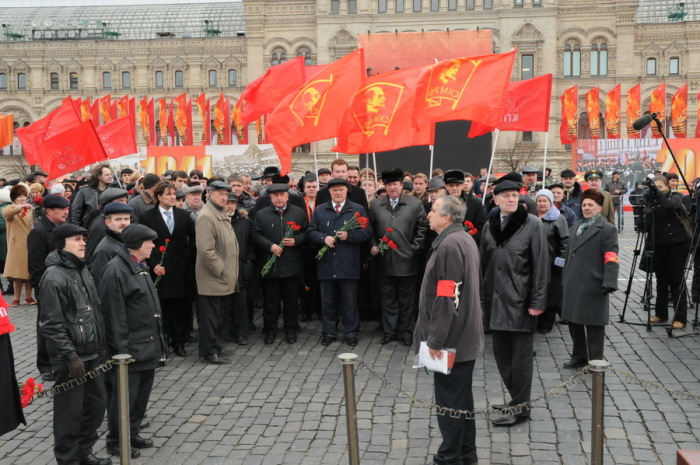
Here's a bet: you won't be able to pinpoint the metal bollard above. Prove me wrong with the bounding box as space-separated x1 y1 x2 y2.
112 354 133 465
589 359 609 465
338 353 360 465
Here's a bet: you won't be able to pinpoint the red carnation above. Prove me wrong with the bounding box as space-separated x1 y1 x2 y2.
386 227 394 233
159 246 167 253
381 236 389 243
388 240 398 250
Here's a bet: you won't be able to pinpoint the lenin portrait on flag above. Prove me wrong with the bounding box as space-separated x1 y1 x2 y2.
352 82 404 137
426 58 482 109
290 78 332 126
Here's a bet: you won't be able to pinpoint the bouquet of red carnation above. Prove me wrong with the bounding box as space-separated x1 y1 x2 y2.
262 221 301 276
316 211 369 260
19 377 43 408
153 238 171 288
376 227 398 255
463 220 478 236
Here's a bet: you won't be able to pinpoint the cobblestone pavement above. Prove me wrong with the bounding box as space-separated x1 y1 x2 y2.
2 213 700 464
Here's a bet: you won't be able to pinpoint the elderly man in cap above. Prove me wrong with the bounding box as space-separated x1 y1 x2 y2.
316 159 370 213
33 169 49 186
84 188 131 259
128 173 160 220
308 178 373 347
195 181 239 364
140 181 196 357
252 180 308 344
605 170 628 233
182 182 204 221
481 180 547 427
427 176 446 209
317 167 332 187
99 224 167 458
416 195 483 465
369 168 428 346
442 170 487 245
560 168 583 219
70 163 114 227
39 223 111 465
88 202 133 287
521 166 540 197
28 193 71 381
584 170 615 225
253 174 306 216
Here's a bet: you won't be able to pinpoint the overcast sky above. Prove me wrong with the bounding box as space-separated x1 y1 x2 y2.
12 0 239 6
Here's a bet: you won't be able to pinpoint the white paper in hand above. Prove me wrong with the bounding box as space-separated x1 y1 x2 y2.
416 341 455 374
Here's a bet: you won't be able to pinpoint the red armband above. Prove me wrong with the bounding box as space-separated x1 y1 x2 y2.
436 280 456 297
604 252 619 264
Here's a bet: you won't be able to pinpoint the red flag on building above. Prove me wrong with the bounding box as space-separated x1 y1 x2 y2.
168 98 176 145
195 93 210 145
626 84 641 139
174 93 192 145
232 98 247 144
91 99 100 127
157 98 168 146
36 120 107 180
468 74 553 137
266 48 366 174
413 49 516 129
96 115 137 159
586 87 601 139
100 95 112 124
0 114 13 148
333 66 434 154
650 82 666 138
80 98 92 122
118 95 130 118
559 85 578 144
241 56 307 125
213 93 232 145
605 84 621 139
138 97 156 146
671 83 687 138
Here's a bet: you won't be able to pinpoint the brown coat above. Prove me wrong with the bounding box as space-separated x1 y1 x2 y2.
3 204 32 280
195 200 239 296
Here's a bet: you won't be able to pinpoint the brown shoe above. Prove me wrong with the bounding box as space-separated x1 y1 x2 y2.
672 321 686 329
650 316 667 323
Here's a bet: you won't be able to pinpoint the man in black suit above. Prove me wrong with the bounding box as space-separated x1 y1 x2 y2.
138 181 196 357
315 159 369 212
443 170 487 245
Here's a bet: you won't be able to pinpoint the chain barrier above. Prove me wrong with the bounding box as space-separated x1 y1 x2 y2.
355 360 700 419
32 359 117 399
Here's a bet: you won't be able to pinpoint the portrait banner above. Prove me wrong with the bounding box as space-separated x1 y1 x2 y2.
605 84 621 139
586 87 601 139
626 84 641 139
671 83 687 138
560 85 578 144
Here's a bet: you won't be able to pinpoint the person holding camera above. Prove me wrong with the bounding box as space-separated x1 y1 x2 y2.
645 175 690 329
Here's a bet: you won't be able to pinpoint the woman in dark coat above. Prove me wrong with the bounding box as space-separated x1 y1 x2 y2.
0 309 25 437
561 189 619 368
535 189 569 333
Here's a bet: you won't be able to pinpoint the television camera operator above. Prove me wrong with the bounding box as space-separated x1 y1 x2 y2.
640 176 690 329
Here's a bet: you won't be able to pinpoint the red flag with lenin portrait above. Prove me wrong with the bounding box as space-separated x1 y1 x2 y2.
333 66 434 154
413 49 516 129
626 84 641 139
671 83 687 138
195 93 211 145
559 85 578 144
605 84 621 139
586 87 601 139
650 82 666 139
265 49 365 175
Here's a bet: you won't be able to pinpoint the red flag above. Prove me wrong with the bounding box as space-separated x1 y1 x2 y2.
91 100 100 127
671 83 687 138
45 97 83 140
256 118 264 144
414 49 516 129
266 49 365 174
605 84 621 139
626 84 641 139
240 56 307 125
559 85 578 144
586 87 601 139
0 114 13 148
16 118 48 165
213 93 231 145
138 97 156 146
17 97 82 165
332 66 434 154
232 98 247 143
80 98 92 122
168 98 176 146
650 82 666 138
468 74 552 136
96 115 137 159
157 98 168 146
118 95 130 118
196 93 211 145
37 120 107 180
174 94 192 145
100 95 112 124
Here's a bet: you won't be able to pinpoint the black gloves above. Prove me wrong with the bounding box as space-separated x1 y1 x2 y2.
66 355 85 379
602 287 616 295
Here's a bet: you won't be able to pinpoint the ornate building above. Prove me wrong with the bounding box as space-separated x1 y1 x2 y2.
0 0 697 176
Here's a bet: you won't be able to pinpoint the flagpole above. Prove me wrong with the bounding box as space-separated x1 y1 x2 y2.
364 152 369 182
313 142 318 176
372 152 377 178
542 131 549 186
483 129 499 206
429 144 434 176
335 138 339 160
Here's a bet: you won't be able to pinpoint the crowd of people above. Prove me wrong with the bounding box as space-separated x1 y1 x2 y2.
1 157 696 465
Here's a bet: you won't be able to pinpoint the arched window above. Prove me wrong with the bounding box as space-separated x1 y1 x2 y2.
646 58 657 75
590 42 608 76
271 47 287 66
297 47 314 66
175 70 184 87
563 42 581 77
208 70 218 86
102 72 111 89
50 72 59 90
271 53 280 66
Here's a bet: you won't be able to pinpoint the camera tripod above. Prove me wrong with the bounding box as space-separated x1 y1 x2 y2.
666 215 700 339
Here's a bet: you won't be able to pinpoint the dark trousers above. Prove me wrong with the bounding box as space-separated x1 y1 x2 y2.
52 358 107 464
160 297 189 347
230 289 250 338
433 360 477 465
301 249 321 319
378 275 416 339
568 323 605 361
319 279 360 339
36 297 51 374
654 241 689 323
198 294 230 357
107 368 155 446
262 277 300 337
491 331 533 415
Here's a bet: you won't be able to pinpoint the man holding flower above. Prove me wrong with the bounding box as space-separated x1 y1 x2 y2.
308 178 373 347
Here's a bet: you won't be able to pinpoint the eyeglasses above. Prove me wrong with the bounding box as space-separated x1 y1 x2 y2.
191 176 199 180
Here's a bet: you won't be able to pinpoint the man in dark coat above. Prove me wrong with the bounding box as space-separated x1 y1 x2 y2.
480 181 548 427
315 159 370 213
307 178 373 347
128 173 160 220
251 174 306 217
228 174 256 213
561 168 582 219
99 224 167 459
415 195 483 465
252 182 308 345
369 168 428 346
70 163 114 227
84 188 131 260
27 194 71 381
88 203 134 288
443 170 487 245
39 223 111 465
138 181 196 357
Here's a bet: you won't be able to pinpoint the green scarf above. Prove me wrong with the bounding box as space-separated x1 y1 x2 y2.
576 213 601 237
